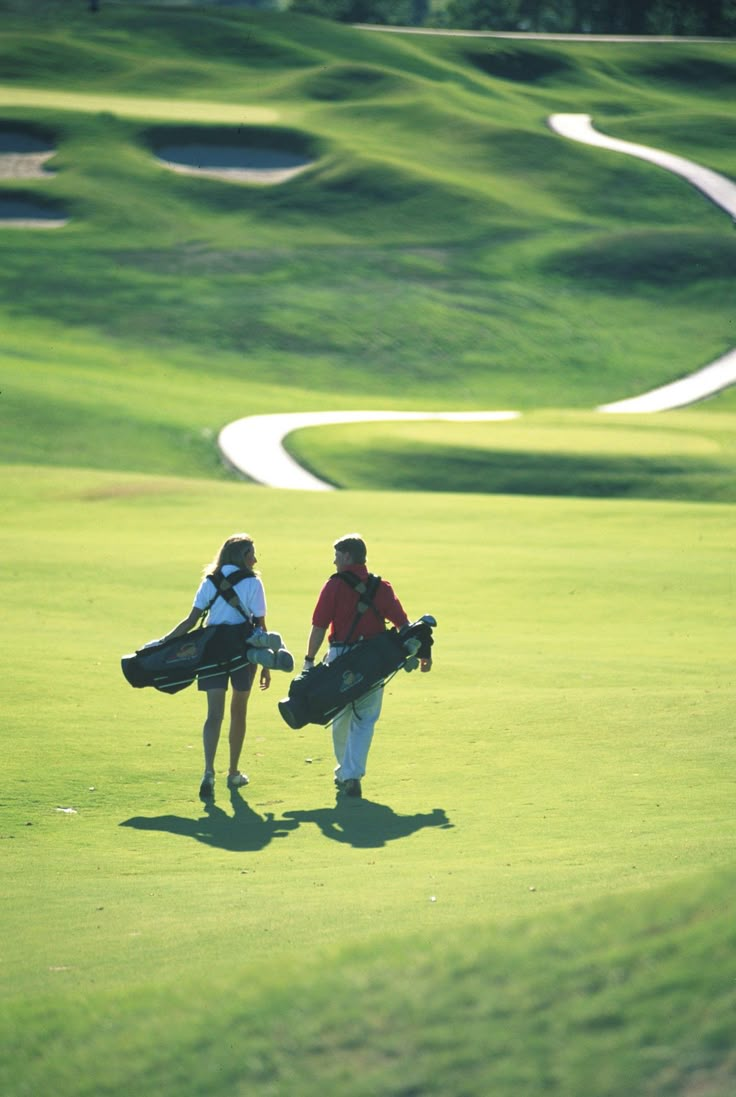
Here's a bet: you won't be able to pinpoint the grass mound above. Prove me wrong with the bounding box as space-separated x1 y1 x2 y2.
141 122 319 159
464 44 575 83
546 229 736 288
0 35 134 86
630 54 736 91
297 62 406 101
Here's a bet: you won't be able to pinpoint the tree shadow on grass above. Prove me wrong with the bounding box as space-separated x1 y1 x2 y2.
120 789 298 852
284 797 453 849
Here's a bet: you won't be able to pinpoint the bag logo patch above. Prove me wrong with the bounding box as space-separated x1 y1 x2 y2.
339 669 364 693
168 641 199 663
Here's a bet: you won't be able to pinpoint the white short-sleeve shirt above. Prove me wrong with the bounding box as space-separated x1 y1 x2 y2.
193 564 267 626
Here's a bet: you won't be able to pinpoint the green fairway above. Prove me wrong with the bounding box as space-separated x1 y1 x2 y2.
2 465 735 1094
1 3 735 1094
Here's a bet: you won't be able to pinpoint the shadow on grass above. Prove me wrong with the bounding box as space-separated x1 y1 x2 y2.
338 446 736 501
284 798 453 849
120 793 453 851
120 790 298 852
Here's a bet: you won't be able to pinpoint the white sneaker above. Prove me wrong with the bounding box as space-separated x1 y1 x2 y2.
227 772 249 789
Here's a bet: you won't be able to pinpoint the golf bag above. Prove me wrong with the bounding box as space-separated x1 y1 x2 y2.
122 623 293 695
121 565 294 695
278 615 435 730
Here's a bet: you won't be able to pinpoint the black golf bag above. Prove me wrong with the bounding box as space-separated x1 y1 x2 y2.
121 565 294 695
122 622 256 695
278 615 435 730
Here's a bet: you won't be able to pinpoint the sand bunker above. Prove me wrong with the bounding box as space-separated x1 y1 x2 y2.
0 197 68 228
0 150 55 179
0 130 67 226
0 131 56 179
155 143 313 185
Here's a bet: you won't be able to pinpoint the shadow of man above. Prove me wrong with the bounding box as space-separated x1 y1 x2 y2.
284 797 453 849
120 789 298 853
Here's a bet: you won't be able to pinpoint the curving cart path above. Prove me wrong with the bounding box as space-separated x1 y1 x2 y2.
548 113 736 219
213 115 736 488
219 410 519 491
549 114 736 413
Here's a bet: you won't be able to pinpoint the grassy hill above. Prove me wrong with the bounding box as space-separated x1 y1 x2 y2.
1 0 735 496
1 5 735 1095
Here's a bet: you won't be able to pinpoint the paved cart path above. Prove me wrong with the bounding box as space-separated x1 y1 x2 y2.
548 114 736 414
218 410 519 491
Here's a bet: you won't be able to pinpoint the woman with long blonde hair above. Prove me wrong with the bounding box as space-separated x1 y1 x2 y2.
159 533 271 799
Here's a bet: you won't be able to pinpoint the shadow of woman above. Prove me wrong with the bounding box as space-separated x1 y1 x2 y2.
120 790 298 853
283 798 453 849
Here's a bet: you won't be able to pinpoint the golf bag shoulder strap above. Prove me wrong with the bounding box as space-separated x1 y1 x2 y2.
335 571 383 643
206 567 254 622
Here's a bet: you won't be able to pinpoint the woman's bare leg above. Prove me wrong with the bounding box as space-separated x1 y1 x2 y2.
203 688 226 773
228 688 251 776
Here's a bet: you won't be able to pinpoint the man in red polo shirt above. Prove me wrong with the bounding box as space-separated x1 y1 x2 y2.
303 533 432 798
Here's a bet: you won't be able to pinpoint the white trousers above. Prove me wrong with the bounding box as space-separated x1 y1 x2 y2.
326 644 383 781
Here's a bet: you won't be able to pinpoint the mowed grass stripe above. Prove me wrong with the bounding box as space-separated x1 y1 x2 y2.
0 84 280 123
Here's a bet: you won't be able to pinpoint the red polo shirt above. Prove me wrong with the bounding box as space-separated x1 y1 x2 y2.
312 564 409 644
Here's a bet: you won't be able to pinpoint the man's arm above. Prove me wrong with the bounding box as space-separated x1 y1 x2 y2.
304 579 333 670
304 624 326 666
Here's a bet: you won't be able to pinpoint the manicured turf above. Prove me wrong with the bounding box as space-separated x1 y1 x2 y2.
1 4 735 1094
2 465 734 1095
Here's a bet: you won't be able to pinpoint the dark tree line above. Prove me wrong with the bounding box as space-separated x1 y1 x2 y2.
290 0 735 35
82 0 734 34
